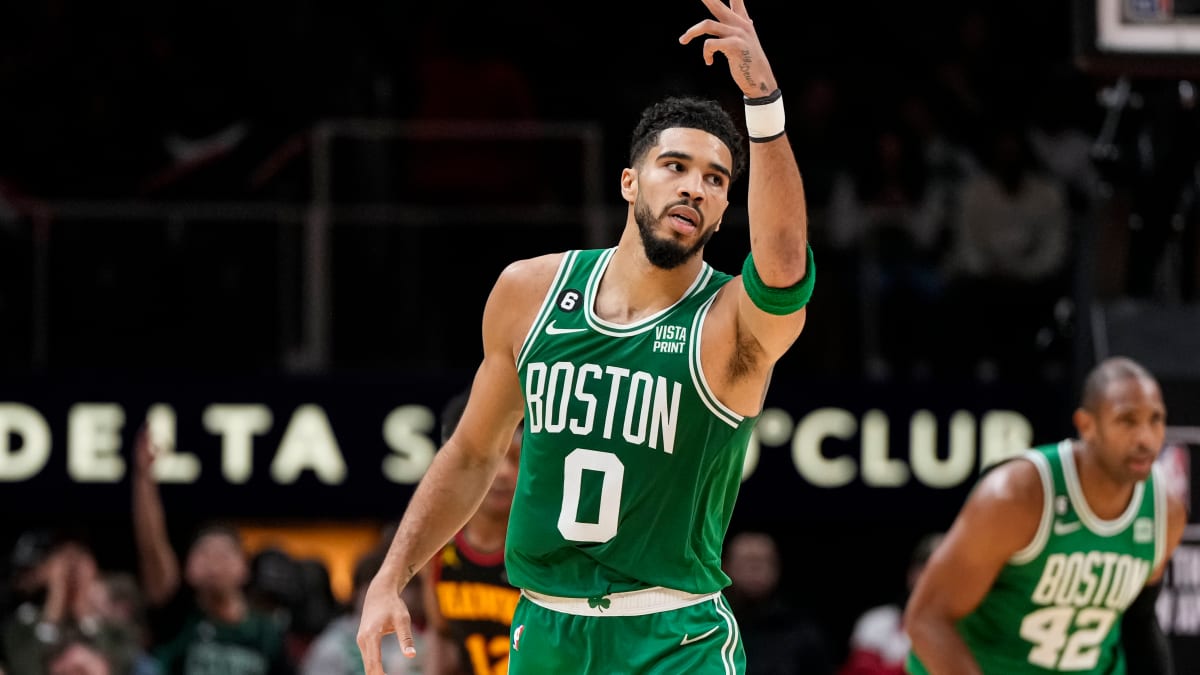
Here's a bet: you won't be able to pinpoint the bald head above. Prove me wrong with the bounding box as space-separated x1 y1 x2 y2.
1081 357 1158 413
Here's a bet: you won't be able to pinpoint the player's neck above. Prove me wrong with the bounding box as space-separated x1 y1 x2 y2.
1073 442 1137 520
601 233 704 323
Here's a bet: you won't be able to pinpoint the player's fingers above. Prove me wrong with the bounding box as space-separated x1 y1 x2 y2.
702 36 740 66
394 616 418 659
678 18 728 46
356 625 385 675
698 0 737 22
698 0 753 31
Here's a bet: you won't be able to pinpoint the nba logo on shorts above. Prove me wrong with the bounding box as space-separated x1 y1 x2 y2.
513 624 525 651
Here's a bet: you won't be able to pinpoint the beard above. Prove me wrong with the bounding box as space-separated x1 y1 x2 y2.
634 197 714 270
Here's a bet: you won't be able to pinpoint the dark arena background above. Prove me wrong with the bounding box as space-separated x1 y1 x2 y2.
2 0 1200 671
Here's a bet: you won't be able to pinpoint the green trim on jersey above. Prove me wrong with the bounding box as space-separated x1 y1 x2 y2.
509 248 753 598
908 441 1166 675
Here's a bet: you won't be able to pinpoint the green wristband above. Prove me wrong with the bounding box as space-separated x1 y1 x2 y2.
741 244 815 315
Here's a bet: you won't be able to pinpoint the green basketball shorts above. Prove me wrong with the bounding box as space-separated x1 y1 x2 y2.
507 587 746 675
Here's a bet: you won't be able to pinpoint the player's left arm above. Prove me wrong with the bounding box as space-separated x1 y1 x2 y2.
680 0 810 362
1122 489 1188 675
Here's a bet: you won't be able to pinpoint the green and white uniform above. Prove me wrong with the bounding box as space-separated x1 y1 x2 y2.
908 440 1169 675
506 248 752 674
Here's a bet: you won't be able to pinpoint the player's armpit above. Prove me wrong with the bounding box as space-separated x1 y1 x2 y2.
729 274 808 363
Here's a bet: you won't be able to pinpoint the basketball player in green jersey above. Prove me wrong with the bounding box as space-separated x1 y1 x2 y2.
420 391 522 675
356 1 813 673
905 356 1188 675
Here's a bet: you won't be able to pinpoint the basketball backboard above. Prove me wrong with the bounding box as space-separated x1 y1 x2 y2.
1075 0 1200 77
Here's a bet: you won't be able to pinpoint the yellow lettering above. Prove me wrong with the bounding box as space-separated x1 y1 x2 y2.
436 582 521 624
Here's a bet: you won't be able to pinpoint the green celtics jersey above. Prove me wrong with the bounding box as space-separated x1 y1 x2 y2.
908 440 1168 675
506 248 754 598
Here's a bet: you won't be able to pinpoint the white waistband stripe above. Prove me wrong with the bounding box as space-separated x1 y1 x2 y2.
521 587 719 617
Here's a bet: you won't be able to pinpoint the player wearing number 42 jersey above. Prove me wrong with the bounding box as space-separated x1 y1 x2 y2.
356 1 814 673
905 356 1187 675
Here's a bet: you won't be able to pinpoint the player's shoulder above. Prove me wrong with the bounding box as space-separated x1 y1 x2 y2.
951 451 1048 554
970 450 1047 510
486 252 570 308
495 252 570 291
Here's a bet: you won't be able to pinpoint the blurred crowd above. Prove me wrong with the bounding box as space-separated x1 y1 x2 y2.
0 519 939 675
0 425 403 675
0 524 402 675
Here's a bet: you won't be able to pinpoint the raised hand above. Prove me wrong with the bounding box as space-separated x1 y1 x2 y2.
678 0 777 98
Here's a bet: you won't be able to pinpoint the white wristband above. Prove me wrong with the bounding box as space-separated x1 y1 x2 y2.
744 89 785 142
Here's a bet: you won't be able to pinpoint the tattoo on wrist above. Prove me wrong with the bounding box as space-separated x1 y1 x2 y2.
738 50 753 88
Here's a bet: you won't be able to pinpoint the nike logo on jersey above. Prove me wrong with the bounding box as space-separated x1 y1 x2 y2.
1053 520 1082 535
680 625 720 646
545 320 586 335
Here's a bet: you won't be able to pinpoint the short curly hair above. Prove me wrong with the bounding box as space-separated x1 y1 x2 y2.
629 96 747 182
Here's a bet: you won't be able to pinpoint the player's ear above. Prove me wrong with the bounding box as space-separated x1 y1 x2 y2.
1073 408 1094 440
620 168 638 203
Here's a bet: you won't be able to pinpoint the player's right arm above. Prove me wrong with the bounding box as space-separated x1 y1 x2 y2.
356 254 557 675
904 457 1044 675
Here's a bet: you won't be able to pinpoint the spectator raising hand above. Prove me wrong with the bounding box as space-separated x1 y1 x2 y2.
132 425 293 675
